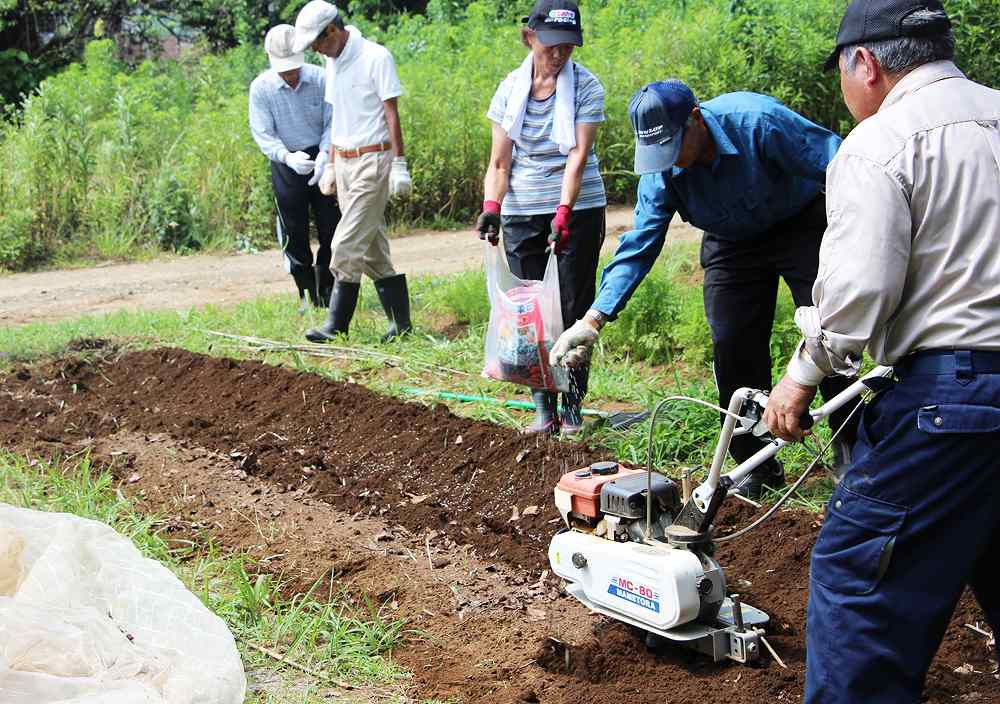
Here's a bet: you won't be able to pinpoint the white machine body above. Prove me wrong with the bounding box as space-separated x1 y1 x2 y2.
549 530 704 630
545 371 888 664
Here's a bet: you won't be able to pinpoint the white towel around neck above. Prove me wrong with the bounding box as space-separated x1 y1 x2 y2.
501 53 577 155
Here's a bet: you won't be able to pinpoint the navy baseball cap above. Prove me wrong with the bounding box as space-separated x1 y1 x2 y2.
823 0 951 71
523 0 584 47
629 80 697 175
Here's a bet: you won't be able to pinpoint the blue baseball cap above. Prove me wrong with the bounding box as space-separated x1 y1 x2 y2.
629 80 697 175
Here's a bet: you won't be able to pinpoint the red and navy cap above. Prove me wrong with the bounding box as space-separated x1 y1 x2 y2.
523 0 584 47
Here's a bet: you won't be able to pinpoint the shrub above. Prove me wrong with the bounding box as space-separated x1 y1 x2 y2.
0 40 269 269
424 269 491 325
1 0 998 270
952 0 1000 85
600 260 684 366
0 207 40 270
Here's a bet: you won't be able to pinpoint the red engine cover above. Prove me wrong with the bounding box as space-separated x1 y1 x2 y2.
555 461 646 519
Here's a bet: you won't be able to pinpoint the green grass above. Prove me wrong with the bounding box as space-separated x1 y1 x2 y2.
0 451 410 703
5 0 999 271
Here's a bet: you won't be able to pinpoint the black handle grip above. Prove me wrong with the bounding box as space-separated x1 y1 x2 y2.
799 411 815 430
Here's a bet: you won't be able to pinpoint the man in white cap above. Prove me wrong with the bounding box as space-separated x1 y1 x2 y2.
292 0 414 343
249 24 341 312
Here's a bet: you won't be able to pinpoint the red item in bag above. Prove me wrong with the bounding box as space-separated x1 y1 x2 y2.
482 245 568 392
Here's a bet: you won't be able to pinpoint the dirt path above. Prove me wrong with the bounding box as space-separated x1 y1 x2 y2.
1 348 995 703
0 207 699 328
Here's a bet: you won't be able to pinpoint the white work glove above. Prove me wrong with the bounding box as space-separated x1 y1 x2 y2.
550 318 600 368
283 150 316 176
389 156 412 199
318 162 337 196
308 150 329 187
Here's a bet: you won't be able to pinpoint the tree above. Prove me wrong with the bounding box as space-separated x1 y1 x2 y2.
0 0 448 110
0 0 275 109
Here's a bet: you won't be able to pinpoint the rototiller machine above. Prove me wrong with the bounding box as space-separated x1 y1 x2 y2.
548 365 892 665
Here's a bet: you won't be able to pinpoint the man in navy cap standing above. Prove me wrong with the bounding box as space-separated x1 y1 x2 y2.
764 0 1000 700
551 78 852 498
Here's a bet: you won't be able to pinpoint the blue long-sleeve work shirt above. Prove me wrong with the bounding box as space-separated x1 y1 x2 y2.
593 92 842 319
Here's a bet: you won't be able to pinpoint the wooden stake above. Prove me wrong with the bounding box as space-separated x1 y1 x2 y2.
731 492 762 509
965 623 995 643
246 641 353 689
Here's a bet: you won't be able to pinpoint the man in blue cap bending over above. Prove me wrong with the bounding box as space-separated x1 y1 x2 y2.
550 81 855 498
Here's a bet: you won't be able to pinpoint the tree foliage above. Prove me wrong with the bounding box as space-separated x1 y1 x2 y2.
0 0 433 109
1 0 999 270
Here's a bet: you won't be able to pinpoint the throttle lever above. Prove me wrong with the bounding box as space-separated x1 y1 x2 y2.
799 411 815 431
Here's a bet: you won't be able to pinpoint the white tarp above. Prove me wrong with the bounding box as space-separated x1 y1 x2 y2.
0 503 246 704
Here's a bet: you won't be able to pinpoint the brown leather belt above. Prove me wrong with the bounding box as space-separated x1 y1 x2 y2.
335 142 392 159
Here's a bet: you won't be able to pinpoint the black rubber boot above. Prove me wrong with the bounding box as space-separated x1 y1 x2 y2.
305 280 360 342
733 459 786 501
314 265 335 308
523 389 559 435
374 274 413 343
291 267 319 314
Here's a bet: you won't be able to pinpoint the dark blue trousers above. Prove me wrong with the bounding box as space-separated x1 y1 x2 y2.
702 196 857 465
271 144 341 275
805 358 1000 702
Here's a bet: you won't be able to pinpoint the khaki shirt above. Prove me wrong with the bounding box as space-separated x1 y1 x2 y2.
788 61 1000 386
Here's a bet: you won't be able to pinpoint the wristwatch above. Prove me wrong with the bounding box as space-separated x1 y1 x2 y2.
584 309 608 328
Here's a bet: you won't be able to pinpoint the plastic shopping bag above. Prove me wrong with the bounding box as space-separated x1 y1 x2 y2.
482 244 569 392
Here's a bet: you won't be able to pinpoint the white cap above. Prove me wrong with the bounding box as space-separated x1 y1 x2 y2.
293 1 339 53
264 24 304 72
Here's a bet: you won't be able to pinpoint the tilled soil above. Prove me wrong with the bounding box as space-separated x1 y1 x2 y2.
1 347 996 703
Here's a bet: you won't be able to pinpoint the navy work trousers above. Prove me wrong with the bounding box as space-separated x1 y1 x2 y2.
271 145 341 277
701 196 857 463
805 353 1000 702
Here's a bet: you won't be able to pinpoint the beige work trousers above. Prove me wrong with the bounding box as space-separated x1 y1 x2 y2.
330 149 397 283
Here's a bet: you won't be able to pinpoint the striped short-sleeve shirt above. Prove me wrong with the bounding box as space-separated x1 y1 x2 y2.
487 62 607 216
